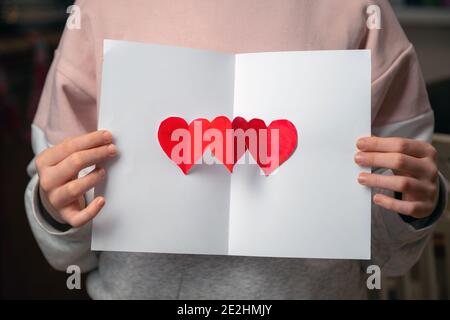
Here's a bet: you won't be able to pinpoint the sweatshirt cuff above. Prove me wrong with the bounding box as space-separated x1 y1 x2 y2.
37 189 72 232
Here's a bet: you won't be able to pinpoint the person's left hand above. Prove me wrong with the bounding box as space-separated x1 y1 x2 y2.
355 136 439 219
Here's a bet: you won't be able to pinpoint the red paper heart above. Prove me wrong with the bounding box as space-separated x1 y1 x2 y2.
158 117 211 174
208 116 249 172
246 118 298 175
208 116 233 172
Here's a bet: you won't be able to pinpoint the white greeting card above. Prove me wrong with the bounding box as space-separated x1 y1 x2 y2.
93 39 371 259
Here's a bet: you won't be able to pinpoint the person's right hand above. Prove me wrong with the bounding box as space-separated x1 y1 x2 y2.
35 130 117 227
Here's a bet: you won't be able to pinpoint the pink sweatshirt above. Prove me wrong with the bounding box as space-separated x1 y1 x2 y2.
25 0 445 299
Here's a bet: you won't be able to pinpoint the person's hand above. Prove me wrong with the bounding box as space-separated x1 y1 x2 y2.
36 130 117 227
355 136 439 219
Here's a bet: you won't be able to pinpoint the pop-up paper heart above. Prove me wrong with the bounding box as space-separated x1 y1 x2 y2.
208 116 249 173
243 118 298 175
158 117 211 174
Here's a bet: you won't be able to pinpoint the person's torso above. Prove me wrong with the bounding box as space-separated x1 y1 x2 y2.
82 0 373 299
87 252 367 299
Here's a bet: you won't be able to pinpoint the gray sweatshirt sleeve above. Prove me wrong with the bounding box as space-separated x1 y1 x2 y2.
366 168 447 277
23 24 100 272
362 110 448 277
24 14 100 272
24 151 98 272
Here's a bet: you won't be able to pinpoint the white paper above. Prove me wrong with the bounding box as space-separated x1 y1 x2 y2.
93 39 371 259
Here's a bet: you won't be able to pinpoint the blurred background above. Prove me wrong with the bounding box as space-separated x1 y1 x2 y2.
0 0 449 299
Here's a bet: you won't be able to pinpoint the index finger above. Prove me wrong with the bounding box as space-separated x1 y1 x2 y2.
42 130 113 166
356 136 432 158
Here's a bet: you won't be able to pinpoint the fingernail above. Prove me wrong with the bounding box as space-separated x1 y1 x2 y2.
358 173 367 184
354 152 364 164
98 168 106 177
103 131 112 143
108 144 117 156
357 138 368 150
97 197 105 206
373 194 382 204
